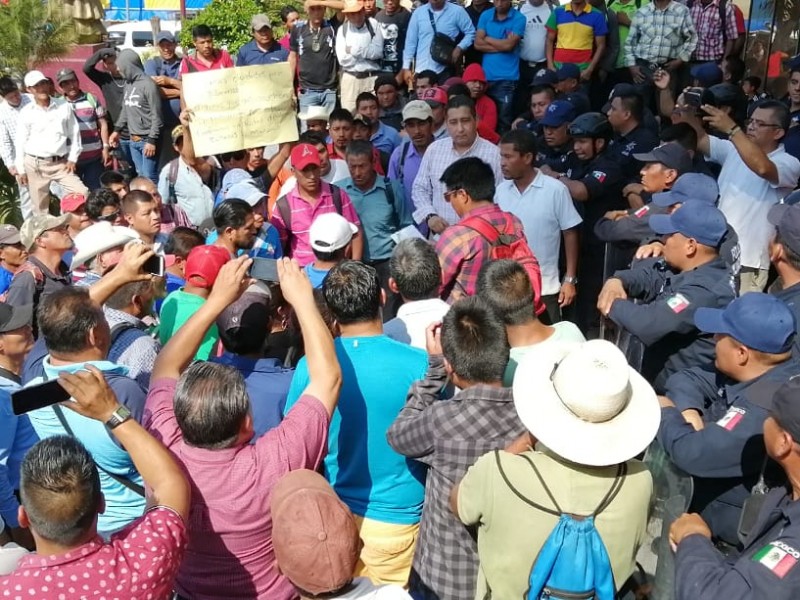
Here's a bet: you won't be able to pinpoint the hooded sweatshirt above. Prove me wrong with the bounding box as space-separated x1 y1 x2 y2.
115 49 163 144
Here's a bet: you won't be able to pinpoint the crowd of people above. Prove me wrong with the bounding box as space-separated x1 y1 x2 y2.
1 0 800 597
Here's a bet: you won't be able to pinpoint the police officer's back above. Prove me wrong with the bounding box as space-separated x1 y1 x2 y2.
670 376 800 599
660 294 800 547
598 202 735 391
768 203 800 333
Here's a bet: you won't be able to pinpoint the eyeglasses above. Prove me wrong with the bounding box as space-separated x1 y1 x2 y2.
745 119 780 130
97 210 121 223
443 188 462 202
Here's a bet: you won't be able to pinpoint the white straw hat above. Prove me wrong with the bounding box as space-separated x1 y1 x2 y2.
512 339 660 467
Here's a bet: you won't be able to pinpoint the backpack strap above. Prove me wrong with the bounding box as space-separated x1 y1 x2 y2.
461 216 501 245
276 195 293 233
427 7 437 33
383 177 395 207
331 184 343 215
495 450 562 516
592 462 627 516
398 140 411 186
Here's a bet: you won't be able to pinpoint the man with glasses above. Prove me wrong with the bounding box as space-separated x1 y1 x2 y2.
4 215 74 329
683 99 800 293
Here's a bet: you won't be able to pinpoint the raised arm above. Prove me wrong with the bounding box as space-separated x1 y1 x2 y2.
277 258 341 416
58 366 191 520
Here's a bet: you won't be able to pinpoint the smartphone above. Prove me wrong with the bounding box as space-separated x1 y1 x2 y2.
249 258 279 282
12 380 72 415
684 87 706 108
142 254 165 277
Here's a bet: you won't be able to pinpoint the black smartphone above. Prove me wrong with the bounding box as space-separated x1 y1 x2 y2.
143 254 165 277
685 87 706 108
249 258 279 282
12 380 71 415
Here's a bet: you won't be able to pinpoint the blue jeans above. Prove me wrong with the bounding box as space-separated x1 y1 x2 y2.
77 158 104 190
488 80 517 134
128 139 158 183
298 88 337 113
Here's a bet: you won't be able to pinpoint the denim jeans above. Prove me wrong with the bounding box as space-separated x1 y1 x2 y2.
128 139 158 183
298 88 337 113
77 157 104 190
488 80 517 133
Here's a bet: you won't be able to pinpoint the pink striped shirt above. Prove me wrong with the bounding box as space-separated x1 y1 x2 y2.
269 182 361 266
143 377 330 599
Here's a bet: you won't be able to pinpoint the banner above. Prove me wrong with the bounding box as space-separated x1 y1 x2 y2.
182 64 298 156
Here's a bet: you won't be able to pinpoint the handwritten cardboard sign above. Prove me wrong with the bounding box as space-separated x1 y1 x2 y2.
182 63 298 155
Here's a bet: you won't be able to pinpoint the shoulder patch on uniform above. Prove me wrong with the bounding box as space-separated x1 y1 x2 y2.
634 205 650 218
753 541 800 578
592 171 606 182
715 406 745 431
666 293 690 313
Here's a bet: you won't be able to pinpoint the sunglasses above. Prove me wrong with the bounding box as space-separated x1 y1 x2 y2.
97 210 121 223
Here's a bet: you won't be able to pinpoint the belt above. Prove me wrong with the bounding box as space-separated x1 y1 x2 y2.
130 134 144 142
27 154 66 162
344 70 377 79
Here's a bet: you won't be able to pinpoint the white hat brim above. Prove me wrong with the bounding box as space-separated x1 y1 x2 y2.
512 341 661 467
71 230 139 268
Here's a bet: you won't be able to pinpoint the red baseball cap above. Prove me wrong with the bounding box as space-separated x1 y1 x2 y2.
184 245 230 289
421 86 448 107
61 193 86 213
291 143 322 171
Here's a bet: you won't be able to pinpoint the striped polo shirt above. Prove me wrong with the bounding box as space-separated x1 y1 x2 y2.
545 3 608 68
67 92 105 162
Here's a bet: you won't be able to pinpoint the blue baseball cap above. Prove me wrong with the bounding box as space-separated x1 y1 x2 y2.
694 293 796 354
648 201 727 247
539 100 576 128
652 173 720 207
556 63 581 81
690 62 723 88
532 69 558 87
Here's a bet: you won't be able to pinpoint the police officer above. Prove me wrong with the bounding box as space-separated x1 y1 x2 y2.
594 142 692 246
535 100 578 173
768 203 800 330
670 375 800 599
541 112 625 337
604 84 660 184
636 174 741 293
598 202 735 391
659 293 800 549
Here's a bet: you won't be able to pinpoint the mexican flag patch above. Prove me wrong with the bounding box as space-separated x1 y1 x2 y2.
716 407 745 431
666 293 690 313
753 541 800 578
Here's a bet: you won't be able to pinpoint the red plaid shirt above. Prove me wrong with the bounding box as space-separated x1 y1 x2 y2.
690 0 738 61
435 204 527 303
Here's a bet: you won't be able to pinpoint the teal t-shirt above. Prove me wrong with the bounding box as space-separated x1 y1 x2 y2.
158 289 219 360
284 335 428 524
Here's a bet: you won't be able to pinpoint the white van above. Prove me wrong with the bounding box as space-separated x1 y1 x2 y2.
106 20 182 57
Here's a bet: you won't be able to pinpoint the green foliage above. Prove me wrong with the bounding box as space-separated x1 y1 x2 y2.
179 0 291 57
0 0 77 79
0 163 22 226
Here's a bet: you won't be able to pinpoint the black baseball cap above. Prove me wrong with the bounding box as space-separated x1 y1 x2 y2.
769 203 800 256
771 376 800 442
0 303 32 333
633 142 692 174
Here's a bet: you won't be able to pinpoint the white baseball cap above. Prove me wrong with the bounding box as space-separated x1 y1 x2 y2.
23 70 48 88
309 213 358 253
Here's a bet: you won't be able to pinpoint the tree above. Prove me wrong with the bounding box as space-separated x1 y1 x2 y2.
179 0 289 58
0 0 77 79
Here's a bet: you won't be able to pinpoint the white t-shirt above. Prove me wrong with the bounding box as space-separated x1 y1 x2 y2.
709 137 800 270
278 159 351 198
502 322 586 386
496 171 583 295
383 298 452 349
335 578 413 599
520 1 552 63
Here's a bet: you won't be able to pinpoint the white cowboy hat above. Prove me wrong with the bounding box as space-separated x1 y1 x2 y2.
512 339 660 467
298 105 331 122
71 221 139 268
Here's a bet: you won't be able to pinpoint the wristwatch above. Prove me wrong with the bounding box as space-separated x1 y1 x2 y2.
105 405 132 430
563 276 578 285
424 213 437 223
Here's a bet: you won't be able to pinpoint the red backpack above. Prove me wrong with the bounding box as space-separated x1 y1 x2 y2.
461 213 546 316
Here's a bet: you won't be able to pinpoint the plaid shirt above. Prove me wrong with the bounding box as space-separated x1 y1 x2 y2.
623 1 697 66
689 0 738 61
387 355 526 600
435 204 527 303
0 94 30 167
